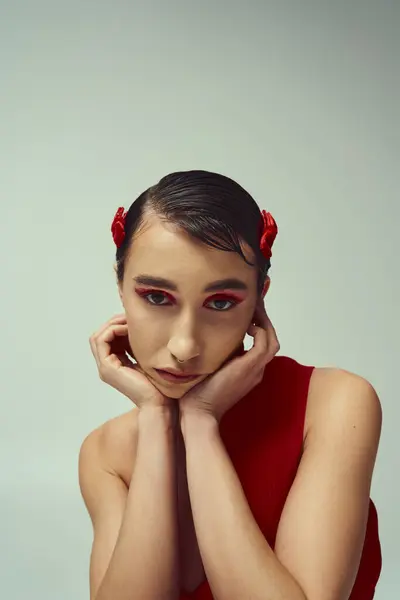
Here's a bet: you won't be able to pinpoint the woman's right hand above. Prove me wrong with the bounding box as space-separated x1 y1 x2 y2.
89 313 174 410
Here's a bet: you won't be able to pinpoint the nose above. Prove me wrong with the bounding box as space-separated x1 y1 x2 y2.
170 349 201 363
168 338 201 365
167 315 202 363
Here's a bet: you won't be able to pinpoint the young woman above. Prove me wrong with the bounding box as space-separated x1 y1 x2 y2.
80 170 382 600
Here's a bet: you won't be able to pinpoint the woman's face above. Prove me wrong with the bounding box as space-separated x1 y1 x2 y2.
117 214 270 399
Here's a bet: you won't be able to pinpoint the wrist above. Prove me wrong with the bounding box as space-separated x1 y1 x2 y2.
180 408 219 440
138 404 177 429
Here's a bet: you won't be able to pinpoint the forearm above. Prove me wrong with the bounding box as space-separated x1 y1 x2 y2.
181 411 306 600
96 406 180 600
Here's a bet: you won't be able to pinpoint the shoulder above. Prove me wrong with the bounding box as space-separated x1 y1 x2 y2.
305 365 382 448
271 357 382 447
80 408 139 477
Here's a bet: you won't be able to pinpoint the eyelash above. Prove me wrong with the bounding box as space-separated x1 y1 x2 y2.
136 289 243 312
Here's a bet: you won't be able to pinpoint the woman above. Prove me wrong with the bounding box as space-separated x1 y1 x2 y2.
80 170 382 600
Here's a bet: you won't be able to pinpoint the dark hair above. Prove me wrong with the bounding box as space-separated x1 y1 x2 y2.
114 170 272 296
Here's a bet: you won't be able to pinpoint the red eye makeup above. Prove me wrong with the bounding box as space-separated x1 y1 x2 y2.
135 287 246 311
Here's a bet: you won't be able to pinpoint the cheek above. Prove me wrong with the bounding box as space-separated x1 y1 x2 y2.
127 317 161 354
125 301 149 329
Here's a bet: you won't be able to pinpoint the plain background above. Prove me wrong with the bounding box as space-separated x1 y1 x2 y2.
1 1 398 598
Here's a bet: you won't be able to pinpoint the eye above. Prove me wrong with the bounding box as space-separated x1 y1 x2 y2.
136 289 241 312
144 292 170 306
207 296 237 311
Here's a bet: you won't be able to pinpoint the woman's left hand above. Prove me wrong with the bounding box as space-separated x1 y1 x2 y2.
179 299 280 423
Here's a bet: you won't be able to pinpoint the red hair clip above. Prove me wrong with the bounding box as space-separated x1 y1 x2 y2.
259 210 278 260
111 207 127 248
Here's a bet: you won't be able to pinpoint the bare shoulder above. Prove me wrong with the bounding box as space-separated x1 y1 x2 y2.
80 408 139 483
304 365 382 444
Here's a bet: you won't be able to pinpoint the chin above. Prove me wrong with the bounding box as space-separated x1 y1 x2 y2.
155 375 206 398
156 385 188 399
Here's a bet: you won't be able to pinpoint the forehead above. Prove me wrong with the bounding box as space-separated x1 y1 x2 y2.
127 214 256 284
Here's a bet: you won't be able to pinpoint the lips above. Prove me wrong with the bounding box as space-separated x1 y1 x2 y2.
155 369 200 383
160 368 199 377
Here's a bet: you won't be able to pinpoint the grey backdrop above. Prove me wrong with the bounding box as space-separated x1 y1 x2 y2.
1 1 398 598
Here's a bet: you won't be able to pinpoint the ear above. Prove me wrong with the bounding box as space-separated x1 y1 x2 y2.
250 278 270 325
262 276 271 299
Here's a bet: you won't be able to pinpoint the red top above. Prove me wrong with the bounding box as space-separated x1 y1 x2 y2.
180 351 382 599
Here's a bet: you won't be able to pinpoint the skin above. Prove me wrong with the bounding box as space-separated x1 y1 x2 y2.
101 213 382 600
115 212 270 402
105 213 382 599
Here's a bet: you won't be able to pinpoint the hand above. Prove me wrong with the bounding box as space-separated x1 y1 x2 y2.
178 299 280 423
89 313 174 410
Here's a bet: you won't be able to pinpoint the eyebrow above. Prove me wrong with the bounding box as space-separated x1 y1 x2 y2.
133 274 249 293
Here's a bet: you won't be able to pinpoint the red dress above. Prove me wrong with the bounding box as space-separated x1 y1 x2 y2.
180 350 382 599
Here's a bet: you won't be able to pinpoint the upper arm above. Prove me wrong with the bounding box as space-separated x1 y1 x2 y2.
274 370 382 600
79 429 128 600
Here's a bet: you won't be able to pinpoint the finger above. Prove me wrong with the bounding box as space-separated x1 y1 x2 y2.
91 323 129 371
90 313 127 340
262 314 280 356
97 323 129 363
249 314 276 362
89 314 127 362
254 301 268 325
